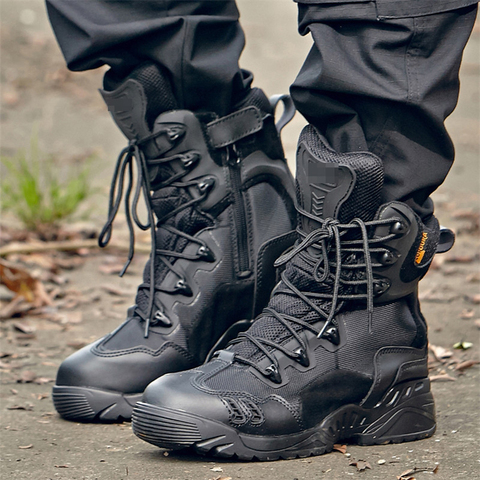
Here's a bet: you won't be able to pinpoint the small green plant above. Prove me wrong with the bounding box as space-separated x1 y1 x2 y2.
1 134 93 232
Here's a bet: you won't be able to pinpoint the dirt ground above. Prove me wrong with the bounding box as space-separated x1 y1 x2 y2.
1 1 479 480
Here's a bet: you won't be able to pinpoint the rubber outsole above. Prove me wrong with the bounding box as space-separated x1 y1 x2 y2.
131 378 436 461
52 385 142 422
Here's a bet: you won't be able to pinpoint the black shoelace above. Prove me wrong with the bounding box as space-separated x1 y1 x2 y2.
98 128 214 337
230 205 403 383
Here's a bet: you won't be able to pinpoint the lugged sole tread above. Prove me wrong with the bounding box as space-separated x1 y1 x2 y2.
53 385 142 423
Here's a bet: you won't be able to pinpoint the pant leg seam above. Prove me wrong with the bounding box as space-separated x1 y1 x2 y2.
370 17 416 158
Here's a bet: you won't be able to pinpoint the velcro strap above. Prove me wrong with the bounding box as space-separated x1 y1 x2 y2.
206 106 263 148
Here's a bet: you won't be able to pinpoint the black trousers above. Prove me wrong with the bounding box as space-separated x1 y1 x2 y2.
46 0 477 220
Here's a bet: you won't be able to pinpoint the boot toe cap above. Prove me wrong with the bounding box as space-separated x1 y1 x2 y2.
142 370 230 424
55 338 193 394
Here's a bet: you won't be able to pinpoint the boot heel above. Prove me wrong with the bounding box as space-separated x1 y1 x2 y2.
354 378 436 446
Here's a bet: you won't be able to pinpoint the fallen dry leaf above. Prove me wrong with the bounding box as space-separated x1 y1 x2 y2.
18 444 33 449
15 333 37 341
12 321 36 334
349 459 371 471
17 370 37 383
0 259 52 309
7 404 34 411
429 344 453 362
459 309 475 319
470 294 480 304
64 312 83 324
67 340 88 350
0 297 31 320
18 253 59 272
41 361 58 367
99 263 125 275
101 285 131 296
466 273 480 283
3 86 20 106
430 374 456 382
53 256 85 270
455 360 480 372
34 377 54 385
397 466 439 479
333 444 347 454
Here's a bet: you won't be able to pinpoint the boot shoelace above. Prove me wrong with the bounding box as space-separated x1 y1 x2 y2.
98 127 214 337
230 205 403 384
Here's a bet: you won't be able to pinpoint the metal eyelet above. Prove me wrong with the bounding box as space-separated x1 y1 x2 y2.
322 326 340 346
197 245 215 262
181 152 200 168
293 347 310 367
373 279 390 296
166 126 184 142
380 250 397 265
264 364 282 384
197 177 215 194
175 279 193 297
154 310 172 327
391 221 407 235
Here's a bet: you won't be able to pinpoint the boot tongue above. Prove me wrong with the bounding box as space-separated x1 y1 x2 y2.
100 63 178 149
296 125 384 232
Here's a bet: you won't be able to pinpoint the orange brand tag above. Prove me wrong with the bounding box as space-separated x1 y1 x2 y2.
415 232 428 264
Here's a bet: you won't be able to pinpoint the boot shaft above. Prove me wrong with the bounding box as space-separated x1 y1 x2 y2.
98 63 297 361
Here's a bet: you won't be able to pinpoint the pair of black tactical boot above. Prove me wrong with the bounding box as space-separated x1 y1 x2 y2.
53 64 453 461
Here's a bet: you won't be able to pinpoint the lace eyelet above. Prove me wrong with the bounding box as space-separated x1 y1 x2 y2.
166 126 184 142
197 177 215 194
380 250 397 265
293 347 310 367
175 279 193 296
197 245 215 262
322 326 340 346
391 221 407 235
181 152 200 168
154 310 172 327
264 364 282 384
373 279 390 296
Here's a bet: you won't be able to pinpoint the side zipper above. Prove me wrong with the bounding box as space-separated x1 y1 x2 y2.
228 148 251 278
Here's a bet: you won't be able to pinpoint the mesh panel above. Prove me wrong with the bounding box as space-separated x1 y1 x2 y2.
299 125 384 223
231 253 334 361
337 301 417 374
129 63 178 129
203 351 337 403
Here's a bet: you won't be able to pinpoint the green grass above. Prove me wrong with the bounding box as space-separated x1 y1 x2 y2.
1 135 93 233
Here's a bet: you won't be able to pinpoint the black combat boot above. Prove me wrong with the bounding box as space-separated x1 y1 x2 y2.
52 64 296 422
131 125 455 460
